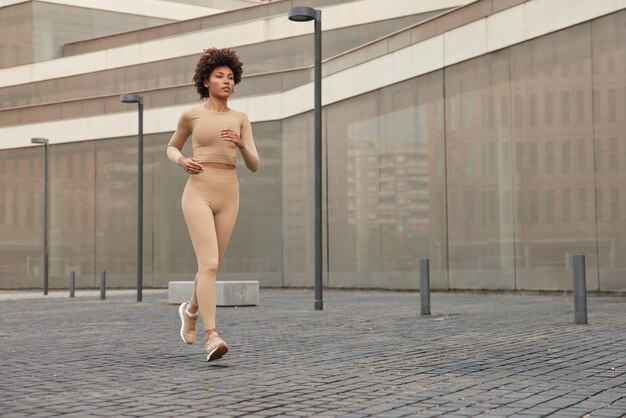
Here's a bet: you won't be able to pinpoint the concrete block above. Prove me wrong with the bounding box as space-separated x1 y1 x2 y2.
168 281 259 306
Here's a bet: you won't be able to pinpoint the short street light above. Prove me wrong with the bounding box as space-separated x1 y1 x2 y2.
120 93 144 302
288 6 324 311
31 137 49 295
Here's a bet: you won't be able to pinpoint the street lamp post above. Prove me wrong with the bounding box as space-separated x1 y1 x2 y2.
31 137 49 295
288 6 323 311
121 93 144 302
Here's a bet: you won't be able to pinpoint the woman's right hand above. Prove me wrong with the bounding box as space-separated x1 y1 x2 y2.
178 157 204 175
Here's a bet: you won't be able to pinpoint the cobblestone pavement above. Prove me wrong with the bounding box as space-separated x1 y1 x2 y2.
0 288 625 417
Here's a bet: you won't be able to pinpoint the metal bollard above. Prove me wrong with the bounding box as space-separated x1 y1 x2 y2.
420 258 431 315
572 255 587 324
69 271 75 298
100 270 106 300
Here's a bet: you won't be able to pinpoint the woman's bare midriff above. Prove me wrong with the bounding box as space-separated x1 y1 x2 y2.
201 162 236 170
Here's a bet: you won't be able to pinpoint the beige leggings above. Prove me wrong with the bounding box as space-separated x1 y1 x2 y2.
181 166 239 331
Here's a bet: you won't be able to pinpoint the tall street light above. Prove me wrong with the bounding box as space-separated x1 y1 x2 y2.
121 93 144 302
288 6 323 311
31 137 49 295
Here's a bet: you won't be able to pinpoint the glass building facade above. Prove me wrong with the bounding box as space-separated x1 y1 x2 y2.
1 1 625 292
0 1 171 69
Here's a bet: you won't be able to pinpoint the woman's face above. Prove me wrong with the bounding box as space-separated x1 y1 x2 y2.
205 65 234 99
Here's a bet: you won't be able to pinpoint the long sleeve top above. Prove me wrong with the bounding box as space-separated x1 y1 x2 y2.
167 105 259 172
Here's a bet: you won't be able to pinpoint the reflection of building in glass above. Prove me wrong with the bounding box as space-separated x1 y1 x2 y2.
1 0 625 291
346 106 436 234
346 132 431 233
442 22 625 289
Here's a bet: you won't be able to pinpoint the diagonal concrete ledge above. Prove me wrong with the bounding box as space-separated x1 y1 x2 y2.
168 281 259 306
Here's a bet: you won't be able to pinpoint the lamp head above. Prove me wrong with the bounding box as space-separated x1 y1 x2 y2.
288 6 317 22
120 93 143 104
31 137 49 144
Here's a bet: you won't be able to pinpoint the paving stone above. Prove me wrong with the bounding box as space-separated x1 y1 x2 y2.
590 412 625 418
283 412 314 417
1 289 625 416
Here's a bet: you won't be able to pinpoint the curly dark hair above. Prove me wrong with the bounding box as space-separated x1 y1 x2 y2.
193 48 243 99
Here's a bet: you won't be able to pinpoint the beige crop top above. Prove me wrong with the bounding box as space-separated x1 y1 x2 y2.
167 105 259 172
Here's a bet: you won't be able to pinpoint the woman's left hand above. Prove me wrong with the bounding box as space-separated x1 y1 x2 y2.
219 129 245 150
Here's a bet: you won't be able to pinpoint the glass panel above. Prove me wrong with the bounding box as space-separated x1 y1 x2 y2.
31 2 170 64
378 72 447 289
94 137 140 287
327 91 382 287
282 113 315 287
0 147 41 288
47 141 96 288
243 12 438 75
592 10 626 291
511 24 598 290
445 50 515 289
0 3 33 69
